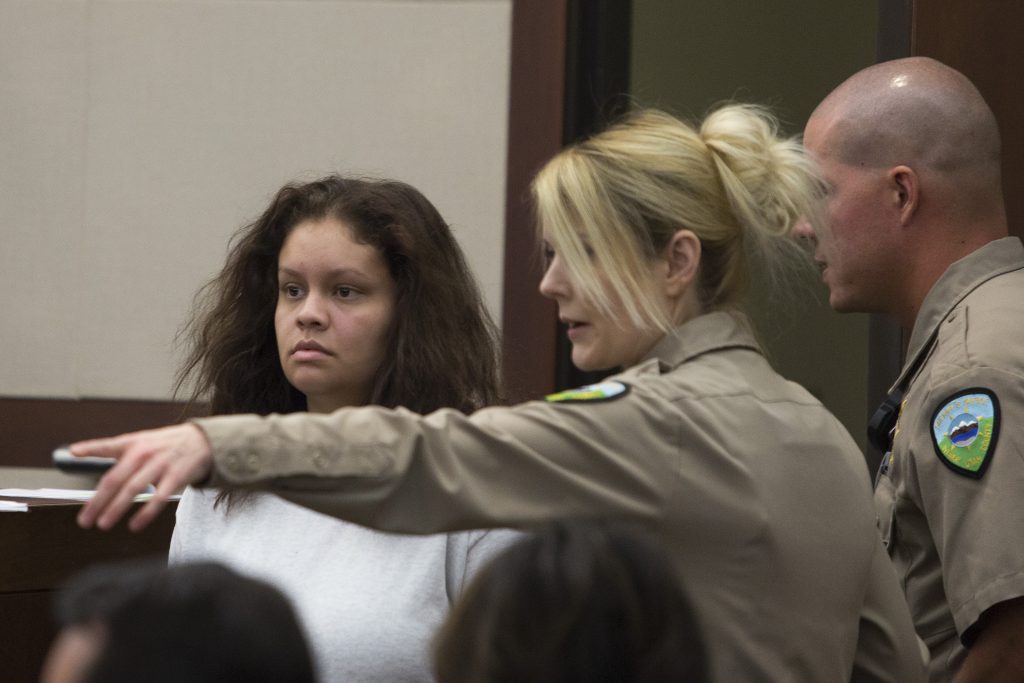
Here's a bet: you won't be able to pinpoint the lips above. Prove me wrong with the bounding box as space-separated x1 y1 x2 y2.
291 340 332 359
561 317 589 340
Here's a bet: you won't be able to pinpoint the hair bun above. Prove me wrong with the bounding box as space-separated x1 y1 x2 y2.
700 104 818 240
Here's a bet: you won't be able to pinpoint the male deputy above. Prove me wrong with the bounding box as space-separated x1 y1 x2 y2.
795 57 1024 681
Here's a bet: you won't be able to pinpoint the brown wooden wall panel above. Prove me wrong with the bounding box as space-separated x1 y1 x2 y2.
500 0 567 402
912 0 1024 239
0 397 194 468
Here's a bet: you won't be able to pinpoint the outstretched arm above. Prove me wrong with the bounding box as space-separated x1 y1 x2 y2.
73 423 213 531
74 392 674 535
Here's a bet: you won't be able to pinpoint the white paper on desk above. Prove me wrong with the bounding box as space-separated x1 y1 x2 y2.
0 488 96 501
0 488 179 502
0 500 28 512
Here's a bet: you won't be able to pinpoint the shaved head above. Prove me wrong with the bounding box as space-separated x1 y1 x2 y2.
810 57 1001 186
800 57 1009 324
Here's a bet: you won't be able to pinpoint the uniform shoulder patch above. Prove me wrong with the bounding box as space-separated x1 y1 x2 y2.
930 388 1000 479
545 380 630 403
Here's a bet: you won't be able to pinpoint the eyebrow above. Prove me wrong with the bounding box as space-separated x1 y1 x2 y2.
277 266 371 280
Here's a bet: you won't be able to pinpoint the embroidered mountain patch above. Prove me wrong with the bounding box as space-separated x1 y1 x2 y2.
931 389 1000 479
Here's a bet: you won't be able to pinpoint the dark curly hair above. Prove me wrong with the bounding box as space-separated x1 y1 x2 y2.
175 175 502 418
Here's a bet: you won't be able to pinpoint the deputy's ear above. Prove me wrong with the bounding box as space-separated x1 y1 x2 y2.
664 229 701 297
890 165 919 226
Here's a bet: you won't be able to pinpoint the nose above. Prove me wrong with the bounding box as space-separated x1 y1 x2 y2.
296 292 328 329
790 216 817 243
538 252 571 301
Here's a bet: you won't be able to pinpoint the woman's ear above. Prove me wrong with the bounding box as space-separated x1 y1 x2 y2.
664 229 701 297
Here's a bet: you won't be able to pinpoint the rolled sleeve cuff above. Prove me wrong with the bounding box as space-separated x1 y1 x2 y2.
953 570 1024 645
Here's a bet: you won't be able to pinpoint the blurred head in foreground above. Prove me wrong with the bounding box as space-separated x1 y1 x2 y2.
41 559 316 683
434 521 707 682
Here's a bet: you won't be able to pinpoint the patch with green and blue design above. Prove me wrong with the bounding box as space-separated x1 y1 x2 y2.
545 381 630 403
931 388 1000 479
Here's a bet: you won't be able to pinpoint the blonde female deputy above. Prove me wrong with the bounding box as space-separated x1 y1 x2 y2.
76 105 925 681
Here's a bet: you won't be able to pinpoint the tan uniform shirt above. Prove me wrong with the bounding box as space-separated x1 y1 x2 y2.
199 311 924 682
874 237 1024 681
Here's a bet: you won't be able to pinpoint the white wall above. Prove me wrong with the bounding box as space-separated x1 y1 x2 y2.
0 0 512 400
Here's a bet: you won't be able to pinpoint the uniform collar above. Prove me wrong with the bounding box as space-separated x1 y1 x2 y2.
637 310 762 374
894 236 1024 389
